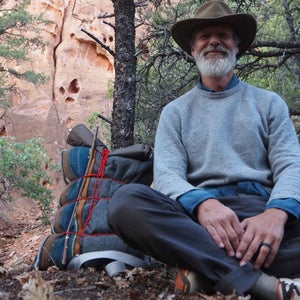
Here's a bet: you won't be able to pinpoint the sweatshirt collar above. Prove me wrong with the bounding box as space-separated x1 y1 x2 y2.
197 75 239 92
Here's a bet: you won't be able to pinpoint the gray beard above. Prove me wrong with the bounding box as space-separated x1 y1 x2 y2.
194 46 237 77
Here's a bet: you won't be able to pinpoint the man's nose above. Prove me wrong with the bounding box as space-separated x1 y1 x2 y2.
208 35 221 46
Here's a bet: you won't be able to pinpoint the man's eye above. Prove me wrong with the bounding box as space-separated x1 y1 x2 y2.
219 34 231 39
199 34 209 39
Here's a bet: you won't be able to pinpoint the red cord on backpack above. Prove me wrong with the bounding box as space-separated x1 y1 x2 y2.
82 148 110 231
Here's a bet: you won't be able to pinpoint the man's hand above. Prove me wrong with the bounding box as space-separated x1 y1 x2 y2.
236 208 288 270
196 198 243 257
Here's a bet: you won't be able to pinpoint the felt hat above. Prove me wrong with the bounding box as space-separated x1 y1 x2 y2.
171 0 257 57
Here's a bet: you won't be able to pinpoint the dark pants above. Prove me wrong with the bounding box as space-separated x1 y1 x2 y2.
108 183 300 295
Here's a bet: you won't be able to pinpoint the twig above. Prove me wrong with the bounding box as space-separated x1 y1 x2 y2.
81 28 115 57
54 286 97 295
98 113 112 125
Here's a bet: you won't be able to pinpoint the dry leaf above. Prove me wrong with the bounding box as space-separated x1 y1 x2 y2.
47 266 59 273
17 271 56 300
114 276 130 289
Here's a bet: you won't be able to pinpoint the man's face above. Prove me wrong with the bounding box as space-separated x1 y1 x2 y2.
191 24 239 77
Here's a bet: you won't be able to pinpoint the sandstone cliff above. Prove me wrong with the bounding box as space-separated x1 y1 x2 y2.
4 0 115 152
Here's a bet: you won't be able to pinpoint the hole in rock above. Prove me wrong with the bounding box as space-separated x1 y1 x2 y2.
65 97 75 104
59 87 65 95
68 79 80 94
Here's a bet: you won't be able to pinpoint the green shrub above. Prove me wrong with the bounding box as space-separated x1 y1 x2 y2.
0 136 55 223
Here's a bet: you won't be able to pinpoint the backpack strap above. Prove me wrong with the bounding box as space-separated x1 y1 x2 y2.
67 250 152 276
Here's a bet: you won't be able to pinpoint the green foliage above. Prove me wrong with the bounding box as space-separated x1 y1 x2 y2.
0 37 27 60
106 79 114 99
135 56 197 145
134 0 299 145
22 71 49 85
292 115 300 139
236 0 300 107
0 0 49 106
87 78 114 147
0 137 55 223
0 1 52 223
87 112 111 148
135 0 202 145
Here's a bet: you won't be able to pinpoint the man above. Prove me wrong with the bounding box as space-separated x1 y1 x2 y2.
108 1 300 299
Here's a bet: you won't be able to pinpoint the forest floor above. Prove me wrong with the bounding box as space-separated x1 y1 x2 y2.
0 197 249 300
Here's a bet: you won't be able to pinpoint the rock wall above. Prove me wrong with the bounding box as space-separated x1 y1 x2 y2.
4 0 115 152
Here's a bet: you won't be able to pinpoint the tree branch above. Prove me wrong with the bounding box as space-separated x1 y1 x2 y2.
80 28 115 57
253 40 300 49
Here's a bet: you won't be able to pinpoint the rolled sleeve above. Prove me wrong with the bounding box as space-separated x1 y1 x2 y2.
177 189 216 215
267 198 300 222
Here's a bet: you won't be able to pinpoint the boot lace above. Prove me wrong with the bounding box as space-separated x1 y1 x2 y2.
281 281 300 300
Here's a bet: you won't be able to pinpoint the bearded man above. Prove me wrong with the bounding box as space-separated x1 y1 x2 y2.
108 1 300 299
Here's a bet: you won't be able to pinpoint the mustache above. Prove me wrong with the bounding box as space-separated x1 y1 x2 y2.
201 45 230 56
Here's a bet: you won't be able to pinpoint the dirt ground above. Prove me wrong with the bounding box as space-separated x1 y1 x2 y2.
0 197 248 300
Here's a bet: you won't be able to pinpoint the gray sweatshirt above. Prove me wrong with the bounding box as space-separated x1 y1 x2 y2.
153 80 300 204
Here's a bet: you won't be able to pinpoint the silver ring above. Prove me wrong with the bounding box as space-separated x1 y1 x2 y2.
261 242 271 248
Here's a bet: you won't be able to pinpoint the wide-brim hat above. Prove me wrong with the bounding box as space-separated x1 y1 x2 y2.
171 0 257 57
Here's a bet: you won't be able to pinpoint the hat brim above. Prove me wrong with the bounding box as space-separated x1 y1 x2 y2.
171 14 257 57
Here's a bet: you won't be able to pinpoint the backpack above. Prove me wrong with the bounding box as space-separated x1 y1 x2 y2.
32 124 155 276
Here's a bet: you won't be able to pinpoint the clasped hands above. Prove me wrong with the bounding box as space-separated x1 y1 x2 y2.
196 198 288 270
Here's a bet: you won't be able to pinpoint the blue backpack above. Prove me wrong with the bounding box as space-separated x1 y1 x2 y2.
32 125 156 276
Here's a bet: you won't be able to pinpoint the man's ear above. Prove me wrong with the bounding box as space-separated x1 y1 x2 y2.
191 47 196 57
235 45 239 56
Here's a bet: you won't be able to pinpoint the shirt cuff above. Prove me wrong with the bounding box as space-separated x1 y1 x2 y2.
177 189 216 215
267 198 300 222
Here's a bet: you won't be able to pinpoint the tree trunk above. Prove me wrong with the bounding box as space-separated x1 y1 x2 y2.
283 0 300 82
111 0 136 150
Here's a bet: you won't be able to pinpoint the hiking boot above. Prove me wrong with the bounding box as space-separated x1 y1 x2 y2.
174 269 213 295
277 278 300 300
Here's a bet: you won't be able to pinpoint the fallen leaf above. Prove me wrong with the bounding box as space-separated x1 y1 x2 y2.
17 271 56 300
